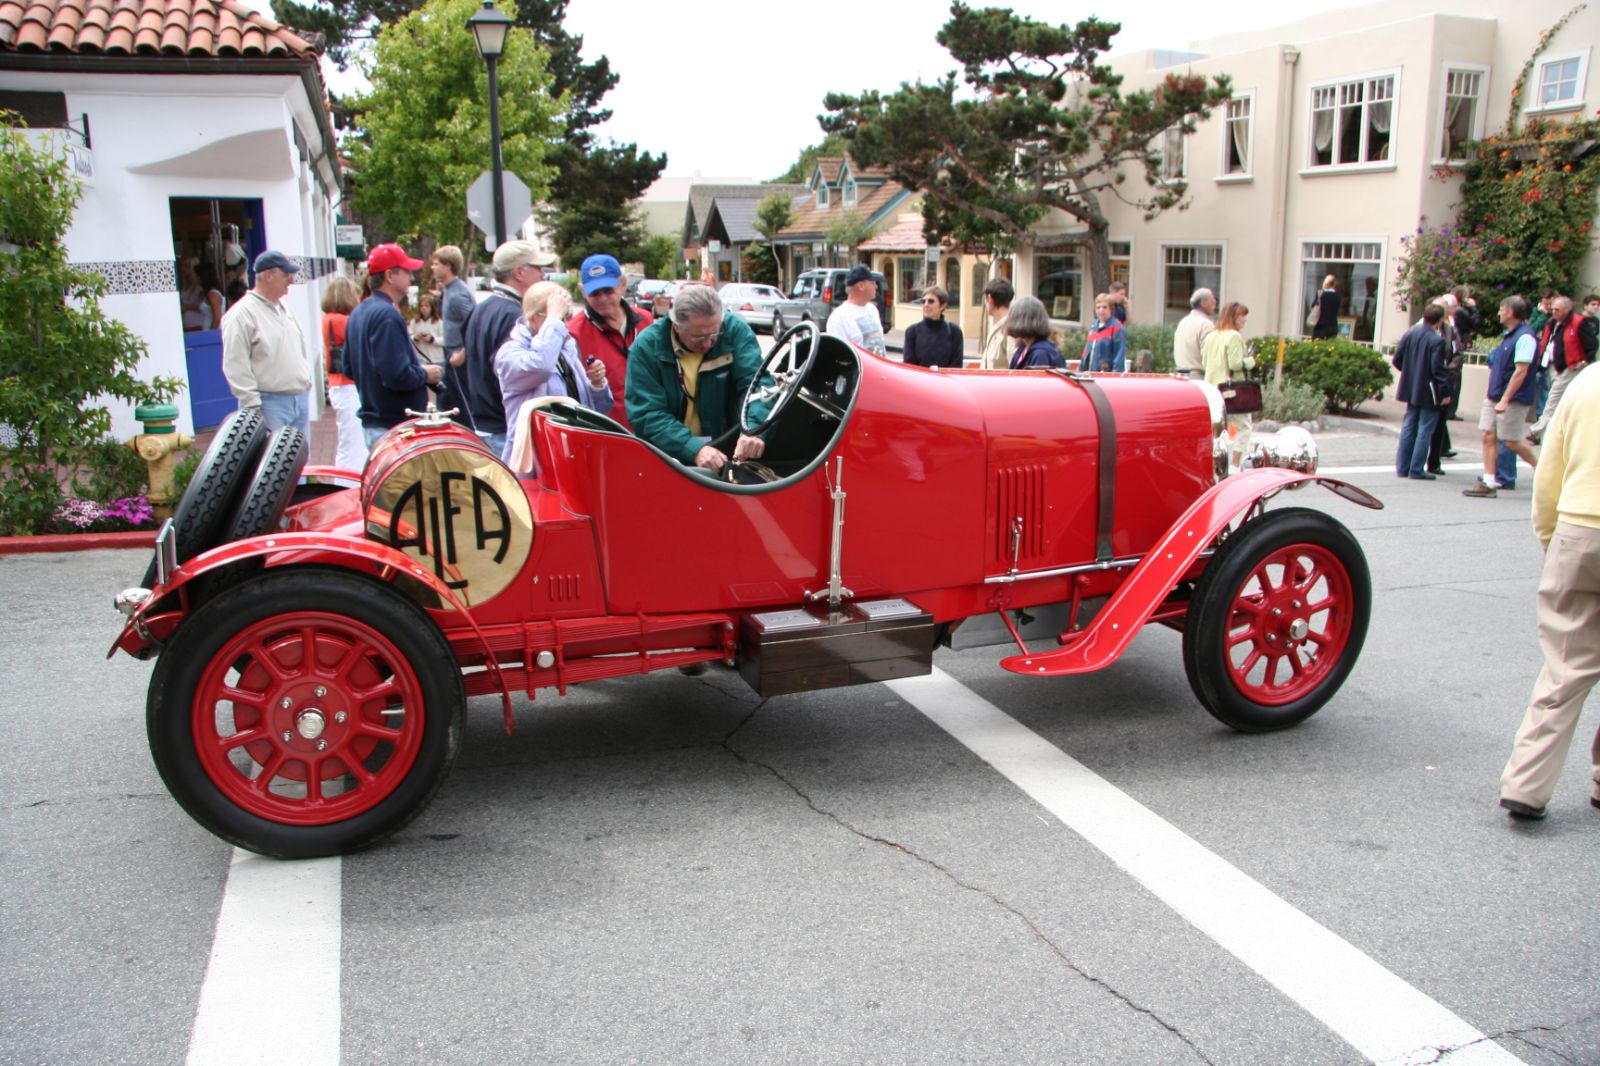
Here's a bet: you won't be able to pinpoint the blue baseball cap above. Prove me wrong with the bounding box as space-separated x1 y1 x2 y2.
252 249 300 274
580 254 623 295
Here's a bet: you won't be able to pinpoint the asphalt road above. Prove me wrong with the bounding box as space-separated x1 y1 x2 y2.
3 430 1597 1066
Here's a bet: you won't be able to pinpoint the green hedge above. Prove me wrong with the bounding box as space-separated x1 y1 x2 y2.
1246 336 1391 414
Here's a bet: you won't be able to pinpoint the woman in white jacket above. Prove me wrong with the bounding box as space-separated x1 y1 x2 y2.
495 281 613 466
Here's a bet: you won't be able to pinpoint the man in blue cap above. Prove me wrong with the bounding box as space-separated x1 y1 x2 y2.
567 253 654 429
220 249 313 439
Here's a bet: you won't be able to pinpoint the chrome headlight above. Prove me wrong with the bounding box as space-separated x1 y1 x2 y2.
1245 425 1318 474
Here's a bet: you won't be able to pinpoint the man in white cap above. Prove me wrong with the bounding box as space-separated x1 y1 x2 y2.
220 249 312 439
462 240 558 456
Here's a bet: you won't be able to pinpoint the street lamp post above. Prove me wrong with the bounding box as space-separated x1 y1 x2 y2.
466 0 513 248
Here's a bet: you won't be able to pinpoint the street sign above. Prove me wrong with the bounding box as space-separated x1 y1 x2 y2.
466 170 532 245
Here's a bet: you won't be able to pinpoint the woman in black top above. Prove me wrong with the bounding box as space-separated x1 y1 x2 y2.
903 286 965 368
1311 275 1341 340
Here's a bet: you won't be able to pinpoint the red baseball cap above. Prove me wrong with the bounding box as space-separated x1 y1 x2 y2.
367 243 424 273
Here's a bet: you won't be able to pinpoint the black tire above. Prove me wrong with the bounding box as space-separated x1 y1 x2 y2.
1182 507 1370 733
223 426 308 542
140 407 267 587
146 568 464 858
772 311 785 335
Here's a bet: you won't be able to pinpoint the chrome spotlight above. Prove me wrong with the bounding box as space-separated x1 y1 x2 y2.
1246 425 1318 474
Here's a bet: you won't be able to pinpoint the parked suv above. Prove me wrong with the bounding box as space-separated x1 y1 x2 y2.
772 267 889 336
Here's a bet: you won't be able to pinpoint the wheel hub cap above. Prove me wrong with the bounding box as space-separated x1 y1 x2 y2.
295 709 327 740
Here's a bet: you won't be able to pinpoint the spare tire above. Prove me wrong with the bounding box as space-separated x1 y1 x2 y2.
223 426 309 542
140 407 267 587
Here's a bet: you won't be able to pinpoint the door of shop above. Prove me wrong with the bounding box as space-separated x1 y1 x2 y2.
169 197 266 429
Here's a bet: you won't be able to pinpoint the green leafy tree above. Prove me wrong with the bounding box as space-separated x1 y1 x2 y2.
344 0 561 248
822 2 1231 295
741 242 779 287
280 0 665 261
825 208 873 262
639 234 679 280
752 190 795 288
0 119 180 534
538 142 656 268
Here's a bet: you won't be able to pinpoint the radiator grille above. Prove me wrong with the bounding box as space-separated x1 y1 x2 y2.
994 463 1046 564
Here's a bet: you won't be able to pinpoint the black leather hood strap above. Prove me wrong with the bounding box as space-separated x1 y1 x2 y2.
1051 369 1116 562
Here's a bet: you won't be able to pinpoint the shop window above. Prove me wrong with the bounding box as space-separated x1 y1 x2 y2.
1161 244 1223 326
896 255 929 304
1299 241 1383 342
944 257 961 309
1035 252 1082 321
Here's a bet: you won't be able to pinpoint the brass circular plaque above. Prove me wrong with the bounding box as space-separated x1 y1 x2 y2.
364 436 533 608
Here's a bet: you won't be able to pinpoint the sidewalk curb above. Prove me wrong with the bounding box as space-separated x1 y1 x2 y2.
1320 414 1399 437
0 530 156 555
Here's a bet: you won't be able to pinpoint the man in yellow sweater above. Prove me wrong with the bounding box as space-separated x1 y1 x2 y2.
1499 361 1600 820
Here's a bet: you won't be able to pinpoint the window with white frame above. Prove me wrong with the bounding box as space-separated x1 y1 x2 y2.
1529 49 1589 112
1438 67 1486 161
1160 127 1187 181
1309 72 1396 168
816 184 830 208
1161 244 1223 325
1109 240 1131 295
843 177 858 208
1299 241 1383 342
1221 94 1253 177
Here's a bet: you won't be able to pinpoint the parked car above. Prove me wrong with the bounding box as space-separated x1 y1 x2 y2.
631 279 675 313
114 323 1379 858
773 267 890 337
717 282 787 333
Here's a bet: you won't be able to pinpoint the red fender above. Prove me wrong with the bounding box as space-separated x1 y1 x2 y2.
300 465 362 484
999 471 1383 677
110 531 517 729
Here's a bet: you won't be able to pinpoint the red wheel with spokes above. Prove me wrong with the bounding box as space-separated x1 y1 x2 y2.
1183 508 1370 732
148 569 462 857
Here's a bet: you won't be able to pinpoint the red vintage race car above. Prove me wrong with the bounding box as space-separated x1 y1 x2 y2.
112 323 1381 859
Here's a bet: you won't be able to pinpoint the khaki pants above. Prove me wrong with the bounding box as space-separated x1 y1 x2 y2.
1500 521 1600 808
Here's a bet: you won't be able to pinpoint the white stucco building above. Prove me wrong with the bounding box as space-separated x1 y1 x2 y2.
1 0 341 435
986 0 1600 348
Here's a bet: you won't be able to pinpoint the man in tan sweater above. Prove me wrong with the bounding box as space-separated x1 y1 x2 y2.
220 249 312 439
1499 361 1600 820
979 276 1014 371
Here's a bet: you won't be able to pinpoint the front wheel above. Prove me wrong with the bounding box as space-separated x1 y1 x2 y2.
1182 507 1370 732
146 568 464 857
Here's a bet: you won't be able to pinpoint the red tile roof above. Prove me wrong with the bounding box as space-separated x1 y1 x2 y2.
859 215 927 253
0 0 316 57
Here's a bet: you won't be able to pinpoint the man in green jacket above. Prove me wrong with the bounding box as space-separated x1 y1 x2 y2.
626 284 771 471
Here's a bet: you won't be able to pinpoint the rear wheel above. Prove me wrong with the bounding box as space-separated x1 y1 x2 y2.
146 569 463 858
772 311 785 335
1182 507 1370 732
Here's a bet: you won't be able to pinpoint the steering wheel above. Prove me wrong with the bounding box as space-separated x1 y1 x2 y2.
740 319 821 436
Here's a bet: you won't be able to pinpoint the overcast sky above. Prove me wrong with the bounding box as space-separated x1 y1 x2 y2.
276 0 1369 181
560 0 1364 180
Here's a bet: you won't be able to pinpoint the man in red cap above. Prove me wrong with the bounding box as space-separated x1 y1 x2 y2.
346 243 442 447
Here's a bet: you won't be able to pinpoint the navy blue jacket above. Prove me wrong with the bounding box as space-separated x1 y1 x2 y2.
1391 323 1450 408
903 318 965 368
462 286 524 437
348 292 431 430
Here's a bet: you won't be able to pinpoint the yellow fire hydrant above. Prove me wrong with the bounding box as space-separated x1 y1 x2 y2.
132 404 193 523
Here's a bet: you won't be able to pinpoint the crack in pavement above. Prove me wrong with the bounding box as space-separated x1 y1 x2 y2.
14 791 168 809
1397 1006 1600 1065
719 718 1217 1066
